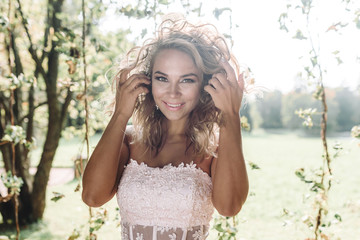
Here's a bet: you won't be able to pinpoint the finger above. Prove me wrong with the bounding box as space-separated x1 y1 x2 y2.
133 85 149 96
220 58 236 83
127 79 150 92
212 73 227 86
117 70 130 84
124 74 149 88
204 85 216 95
208 77 224 90
124 77 150 92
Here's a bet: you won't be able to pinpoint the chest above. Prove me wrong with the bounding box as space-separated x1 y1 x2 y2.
130 140 193 166
129 141 211 175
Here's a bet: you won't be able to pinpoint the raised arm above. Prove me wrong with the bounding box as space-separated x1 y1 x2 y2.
204 60 249 216
82 72 150 207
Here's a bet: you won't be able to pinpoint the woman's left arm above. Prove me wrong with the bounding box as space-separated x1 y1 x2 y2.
204 59 249 217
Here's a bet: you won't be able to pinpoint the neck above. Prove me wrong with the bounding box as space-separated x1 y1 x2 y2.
164 118 188 138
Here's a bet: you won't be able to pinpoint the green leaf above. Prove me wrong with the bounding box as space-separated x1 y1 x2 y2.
158 0 170 5
214 223 225 232
293 30 307 40
310 57 317 67
51 192 65 202
335 56 343 65
248 161 260 170
295 168 305 180
334 213 342 222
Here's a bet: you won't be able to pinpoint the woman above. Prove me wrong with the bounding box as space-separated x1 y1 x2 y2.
82 16 249 240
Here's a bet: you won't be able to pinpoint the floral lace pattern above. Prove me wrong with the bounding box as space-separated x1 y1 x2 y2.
117 159 213 240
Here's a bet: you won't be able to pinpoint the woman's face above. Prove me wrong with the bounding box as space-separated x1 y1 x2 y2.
152 49 202 122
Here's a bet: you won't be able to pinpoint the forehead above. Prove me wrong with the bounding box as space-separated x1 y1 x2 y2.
152 49 201 75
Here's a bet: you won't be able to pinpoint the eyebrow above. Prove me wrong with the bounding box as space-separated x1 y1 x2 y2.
154 71 199 79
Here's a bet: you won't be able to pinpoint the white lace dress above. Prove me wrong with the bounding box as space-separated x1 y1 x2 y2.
116 159 214 240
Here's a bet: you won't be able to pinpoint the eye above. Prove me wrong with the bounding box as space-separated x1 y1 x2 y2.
181 78 196 83
155 76 167 82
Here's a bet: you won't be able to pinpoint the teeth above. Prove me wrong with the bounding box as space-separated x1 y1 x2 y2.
167 103 181 107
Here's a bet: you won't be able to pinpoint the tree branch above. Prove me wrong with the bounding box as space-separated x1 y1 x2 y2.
40 2 51 62
19 101 48 123
0 193 14 203
60 87 73 125
16 0 47 80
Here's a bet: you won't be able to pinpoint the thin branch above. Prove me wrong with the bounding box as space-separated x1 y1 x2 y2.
19 101 48 122
82 0 90 163
0 193 14 203
40 2 51 62
16 0 47 80
60 87 73 125
0 141 11 146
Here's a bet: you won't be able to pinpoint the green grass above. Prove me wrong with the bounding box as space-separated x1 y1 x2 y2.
1 130 360 239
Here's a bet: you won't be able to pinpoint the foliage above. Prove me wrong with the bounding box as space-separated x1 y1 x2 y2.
334 88 359 131
240 116 251 131
213 215 239 240
88 208 108 239
277 0 360 239
0 171 23 195
1 125 26 145
351 125 360 138
256 90 283 129
295 108 318 128
248 87 359 133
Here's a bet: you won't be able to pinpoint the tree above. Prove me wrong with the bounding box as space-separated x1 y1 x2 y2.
0 0 131 225
256 90 283 129
334 87 358 131
281 91 319 129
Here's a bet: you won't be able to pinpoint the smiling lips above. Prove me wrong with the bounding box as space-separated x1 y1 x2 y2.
163 101 185 110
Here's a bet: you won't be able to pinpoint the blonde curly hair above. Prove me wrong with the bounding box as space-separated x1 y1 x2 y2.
114 16 242 158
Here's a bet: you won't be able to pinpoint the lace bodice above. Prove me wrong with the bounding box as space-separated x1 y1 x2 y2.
116 159 214 240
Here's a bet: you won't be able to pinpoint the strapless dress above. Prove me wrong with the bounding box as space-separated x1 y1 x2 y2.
116 159 214 240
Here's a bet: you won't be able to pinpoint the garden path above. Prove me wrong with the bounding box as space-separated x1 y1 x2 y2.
0 167 74 196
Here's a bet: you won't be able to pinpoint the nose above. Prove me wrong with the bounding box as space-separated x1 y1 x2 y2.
168 82 181 98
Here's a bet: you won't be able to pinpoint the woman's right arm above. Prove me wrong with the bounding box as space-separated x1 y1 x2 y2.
82 113 129 207
82 72 150 207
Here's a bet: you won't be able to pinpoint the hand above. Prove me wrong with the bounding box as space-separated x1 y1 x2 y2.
114 72 150 119
204 59 244 116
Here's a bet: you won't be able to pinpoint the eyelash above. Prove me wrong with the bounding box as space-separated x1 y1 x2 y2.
154 77 195 83
155 76 167 82
181 79 195 83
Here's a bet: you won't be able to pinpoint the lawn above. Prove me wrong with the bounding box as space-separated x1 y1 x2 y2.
1 130 360 240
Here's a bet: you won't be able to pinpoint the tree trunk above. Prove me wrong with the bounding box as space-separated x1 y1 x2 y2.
31 111 63 219
30 0 65 220
0 0 67 224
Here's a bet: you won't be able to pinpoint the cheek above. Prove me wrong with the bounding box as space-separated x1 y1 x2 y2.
184 85 201 101
151 84 163 100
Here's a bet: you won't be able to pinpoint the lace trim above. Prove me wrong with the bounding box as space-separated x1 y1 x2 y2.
127 159 211 179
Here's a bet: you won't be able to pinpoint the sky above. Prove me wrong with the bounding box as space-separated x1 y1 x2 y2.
101 0 360 93
228 0 360 93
